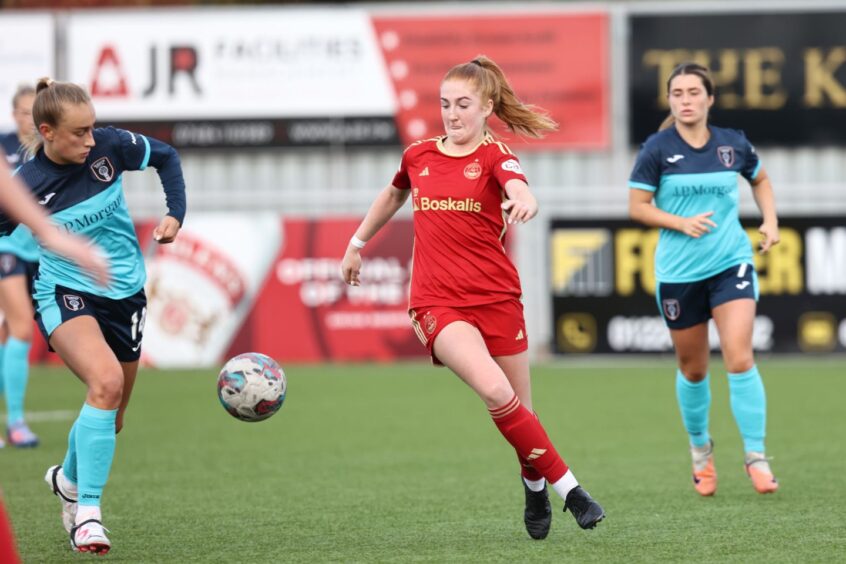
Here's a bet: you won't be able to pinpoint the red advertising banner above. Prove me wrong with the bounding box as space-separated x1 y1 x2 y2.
28 327 58 365
28 217 423 367
225 218 422 363
31 215 516 366
371 12 609 150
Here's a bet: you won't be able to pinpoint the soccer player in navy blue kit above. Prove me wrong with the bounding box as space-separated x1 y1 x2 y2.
9 78 186 554
0 146 109 564
629 63 780 497
0 85 35 167
0 84 42 448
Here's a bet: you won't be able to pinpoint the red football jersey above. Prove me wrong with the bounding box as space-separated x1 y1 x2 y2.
392 134 528 308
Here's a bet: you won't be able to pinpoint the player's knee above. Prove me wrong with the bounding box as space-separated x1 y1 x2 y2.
89 372 124 408
480 381 515 408
725 356 754 374
7 320 32 342
679 366 708 382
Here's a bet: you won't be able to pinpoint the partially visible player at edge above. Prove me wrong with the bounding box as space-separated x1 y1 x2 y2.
0 84 35 167
6 78 186 554
628 62 779 496
0 133 109 564
341 55 605 539
0 84 42 448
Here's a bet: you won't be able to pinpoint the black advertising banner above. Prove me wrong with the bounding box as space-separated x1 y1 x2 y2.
629 12 846 146
98 118 400 150
550 217 846 354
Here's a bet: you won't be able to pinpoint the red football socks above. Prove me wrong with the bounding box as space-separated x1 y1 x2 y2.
489 394 568 483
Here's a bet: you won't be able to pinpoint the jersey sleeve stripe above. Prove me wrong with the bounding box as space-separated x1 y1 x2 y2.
750 160 762 180
629 181 656 192
139 135 151 170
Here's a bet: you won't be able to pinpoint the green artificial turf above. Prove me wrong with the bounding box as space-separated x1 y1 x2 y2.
1 358 844 562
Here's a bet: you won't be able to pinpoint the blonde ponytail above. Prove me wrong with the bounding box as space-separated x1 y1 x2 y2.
26 78 91 157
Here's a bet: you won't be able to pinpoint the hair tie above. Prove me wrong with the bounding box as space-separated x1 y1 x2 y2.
470 59 483 67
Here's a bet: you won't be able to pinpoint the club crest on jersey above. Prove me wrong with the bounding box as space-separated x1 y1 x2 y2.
423 312 437 334
717 146 735 168
90 156 115 182
662 299 681 321
63 294 85 312
463 161 482 180
501 159 523 175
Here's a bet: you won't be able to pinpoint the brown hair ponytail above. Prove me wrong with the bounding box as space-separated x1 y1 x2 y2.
443 55 558 138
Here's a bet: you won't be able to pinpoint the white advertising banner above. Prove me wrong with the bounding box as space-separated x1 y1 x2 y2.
65 8 396 120
0 14 54 132
141 212 282 368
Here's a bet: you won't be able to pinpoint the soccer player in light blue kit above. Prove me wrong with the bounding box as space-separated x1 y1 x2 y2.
0 84 41 448
0 138 109 564
7 78 186 554
628 63 780 497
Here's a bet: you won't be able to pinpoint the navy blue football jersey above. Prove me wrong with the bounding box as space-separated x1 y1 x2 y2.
629 125 761 283
14 127 185 299
0 131 25 166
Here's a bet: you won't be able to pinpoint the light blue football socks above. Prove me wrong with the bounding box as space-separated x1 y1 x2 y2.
3 337 31 425
0 342 5 395
62 419 80 485
675 370 711 448
728 365 766 453
75 403 117 507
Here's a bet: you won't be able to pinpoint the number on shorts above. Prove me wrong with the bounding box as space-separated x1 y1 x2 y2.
130 307 147 342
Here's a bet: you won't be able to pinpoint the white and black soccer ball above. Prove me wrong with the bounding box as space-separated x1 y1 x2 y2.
217 352 286 422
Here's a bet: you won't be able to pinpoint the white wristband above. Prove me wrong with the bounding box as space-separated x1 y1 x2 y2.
350 235 367 249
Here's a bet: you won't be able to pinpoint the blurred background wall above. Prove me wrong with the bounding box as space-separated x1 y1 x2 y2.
1 0 844 364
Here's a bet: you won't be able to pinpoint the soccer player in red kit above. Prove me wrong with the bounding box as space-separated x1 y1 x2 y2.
0 497 21 564
341 55 604 539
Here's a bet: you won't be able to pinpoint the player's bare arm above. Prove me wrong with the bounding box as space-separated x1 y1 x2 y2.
629 188 717 238
750 168 780 253
341 184 410 286
501 179 537 224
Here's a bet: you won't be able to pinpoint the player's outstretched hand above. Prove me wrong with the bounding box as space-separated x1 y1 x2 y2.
153 215 181 244
341 247 362 286
500 198 538 225
679 211 717 238
758 221 780 253
40 230 110 286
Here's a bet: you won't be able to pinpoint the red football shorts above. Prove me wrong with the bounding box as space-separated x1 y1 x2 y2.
409 299 528 365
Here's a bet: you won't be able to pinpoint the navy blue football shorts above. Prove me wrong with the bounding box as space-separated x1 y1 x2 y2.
0 253 38 282
656 262 758 330
33 283 147 362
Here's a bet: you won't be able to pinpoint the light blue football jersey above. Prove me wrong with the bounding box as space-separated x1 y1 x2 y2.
0 223 39 262
17 128 152 299
629 125 761 283
0 133 40 262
